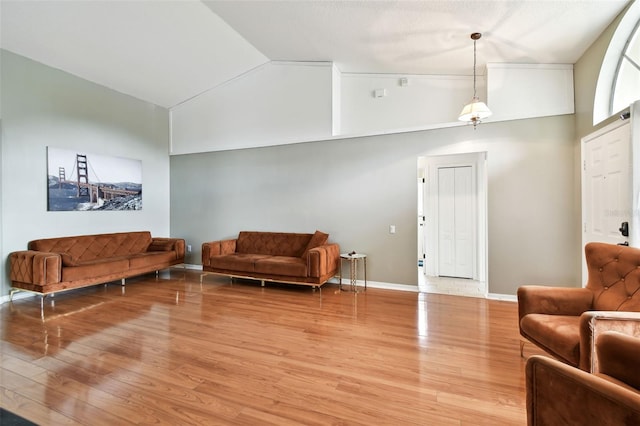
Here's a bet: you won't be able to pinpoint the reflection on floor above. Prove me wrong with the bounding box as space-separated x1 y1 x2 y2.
418 267 486 298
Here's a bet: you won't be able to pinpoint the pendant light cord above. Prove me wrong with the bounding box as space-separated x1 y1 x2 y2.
473 38 477 99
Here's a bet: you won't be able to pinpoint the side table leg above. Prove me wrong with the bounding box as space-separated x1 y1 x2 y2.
364 257 367 291
351 259 357 292
339 259 343 291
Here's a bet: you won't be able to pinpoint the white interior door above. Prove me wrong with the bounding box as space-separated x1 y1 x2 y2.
438 166 473 278
583 121 631 245
582 119 631 281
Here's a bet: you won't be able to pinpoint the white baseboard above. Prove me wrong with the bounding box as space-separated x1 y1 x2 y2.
337 279 420 292
179 263 203 271
182 264 519 299
487 293 517 302
2 264 516 304
0 291 37 305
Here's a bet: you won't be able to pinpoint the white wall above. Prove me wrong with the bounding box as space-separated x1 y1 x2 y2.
171 114 577 295
340 73 474 135
332 64 341 135
170 61 334 154
170 60 577 154
0 50 171 297
487 63 574 122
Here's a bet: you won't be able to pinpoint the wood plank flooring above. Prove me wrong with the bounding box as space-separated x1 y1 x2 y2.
1 269 537 425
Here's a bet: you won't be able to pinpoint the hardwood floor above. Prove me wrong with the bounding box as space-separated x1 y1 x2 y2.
1 269 536 425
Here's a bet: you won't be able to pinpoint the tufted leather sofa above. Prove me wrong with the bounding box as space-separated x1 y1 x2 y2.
9 231 185 297
201 230 340 289
518 242 640 371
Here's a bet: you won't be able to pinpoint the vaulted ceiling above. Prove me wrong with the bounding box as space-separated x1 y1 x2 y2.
0 0 631 109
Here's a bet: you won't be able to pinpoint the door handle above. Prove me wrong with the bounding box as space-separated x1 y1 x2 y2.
619 221 629 237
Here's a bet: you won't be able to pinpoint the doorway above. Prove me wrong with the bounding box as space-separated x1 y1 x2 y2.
581 118 631 282
418 152 488 297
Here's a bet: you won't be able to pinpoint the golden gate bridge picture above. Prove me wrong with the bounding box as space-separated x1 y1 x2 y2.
47 147 142 211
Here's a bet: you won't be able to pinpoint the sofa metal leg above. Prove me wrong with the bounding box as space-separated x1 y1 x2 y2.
40 295 48 320
121 278 126 286
9 288 20 301
261 280 265 287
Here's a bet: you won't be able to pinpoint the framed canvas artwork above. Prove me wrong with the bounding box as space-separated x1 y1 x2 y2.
47 147 142 211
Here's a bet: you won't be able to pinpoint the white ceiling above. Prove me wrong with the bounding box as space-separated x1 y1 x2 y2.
0 0 631 109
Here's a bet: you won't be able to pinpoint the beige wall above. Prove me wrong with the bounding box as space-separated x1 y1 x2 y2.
171 114 577 295
0 50 171 297
171 5 638 297
0 2 630 298
171 2 634 295
571 4 631 277
574 3 629 139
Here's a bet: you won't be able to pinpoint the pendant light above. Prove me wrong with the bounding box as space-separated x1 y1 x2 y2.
459 32 491 129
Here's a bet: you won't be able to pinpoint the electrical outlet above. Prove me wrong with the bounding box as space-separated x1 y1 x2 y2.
187 244 192 253
389 225 396 234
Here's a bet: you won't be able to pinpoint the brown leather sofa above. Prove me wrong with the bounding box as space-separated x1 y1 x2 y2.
9 231 185 297
526 331 640 425
518 242 640 372
201 230 340 289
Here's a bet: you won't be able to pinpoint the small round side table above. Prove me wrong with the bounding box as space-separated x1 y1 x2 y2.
339 253 367 292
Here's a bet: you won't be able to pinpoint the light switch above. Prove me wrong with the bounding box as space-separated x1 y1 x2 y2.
389 225 396 234
373 88 387 98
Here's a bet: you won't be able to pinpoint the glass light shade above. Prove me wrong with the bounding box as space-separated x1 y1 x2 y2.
458 97 492 123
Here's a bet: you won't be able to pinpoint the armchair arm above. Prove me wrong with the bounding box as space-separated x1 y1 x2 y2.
9 250 61 286
306 243 340 278
526 354 640 426
201 239 237 267
517 285 593 320
579 311 640 372
149 238 185 260
597 331 640 390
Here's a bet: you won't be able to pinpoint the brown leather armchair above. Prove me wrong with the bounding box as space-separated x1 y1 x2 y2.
526 331 640 425
518 242 640 371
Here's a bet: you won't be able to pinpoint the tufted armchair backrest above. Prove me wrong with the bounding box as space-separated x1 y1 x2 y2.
585 242 640 312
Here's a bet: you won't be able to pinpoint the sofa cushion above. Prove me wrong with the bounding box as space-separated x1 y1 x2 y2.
129 252 177 270
62 257 130 282
236 232 311 257
254 256 308 277
210 253 270 273
301 230 329 258
521 314 581 366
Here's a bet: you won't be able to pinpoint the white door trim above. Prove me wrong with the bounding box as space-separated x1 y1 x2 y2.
581 117 632 283
423 152 488 287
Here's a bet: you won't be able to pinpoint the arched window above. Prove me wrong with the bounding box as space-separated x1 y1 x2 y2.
611 20 640 115
594 2 640 125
